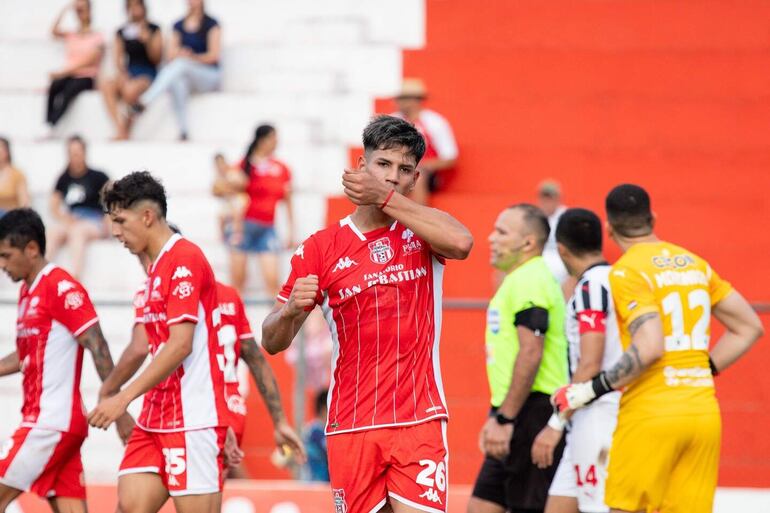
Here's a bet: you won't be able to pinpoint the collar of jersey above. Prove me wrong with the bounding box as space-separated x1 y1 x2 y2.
27 262 57 294
150 233 183 273
340 215 398 241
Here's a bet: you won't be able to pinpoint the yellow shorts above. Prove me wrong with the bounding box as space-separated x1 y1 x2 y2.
605 411 721 513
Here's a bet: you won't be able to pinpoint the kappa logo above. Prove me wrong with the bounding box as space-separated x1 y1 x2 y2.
368 237 394 264
57 280 76 296
332 257 358 273
295 243 305 259
419 489 442 504
332 489 347 513
167 475 179 486
171 266 192 280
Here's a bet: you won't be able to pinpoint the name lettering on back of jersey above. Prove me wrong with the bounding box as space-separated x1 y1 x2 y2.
219 301 235 316
654 269 708 288
171 266 193 280
57 280 76 296
368 237 394 264
332 257 358 273
172 281 194 299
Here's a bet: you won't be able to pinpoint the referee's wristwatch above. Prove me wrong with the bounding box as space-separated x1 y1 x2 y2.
495 412 516 426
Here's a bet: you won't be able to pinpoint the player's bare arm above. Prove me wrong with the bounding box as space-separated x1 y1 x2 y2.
88 322 195 429
484 326 544 461
77 323 136 443
710 291 764 372
553 312 664 415
98 324 149 400
0 351 20 377
241 337 306 462
261 275 316 354
532 330 607 469
342 164 472 260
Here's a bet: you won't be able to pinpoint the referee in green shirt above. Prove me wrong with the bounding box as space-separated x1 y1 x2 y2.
469 204 569 513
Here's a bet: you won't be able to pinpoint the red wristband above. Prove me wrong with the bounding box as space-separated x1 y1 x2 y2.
380 189 395 209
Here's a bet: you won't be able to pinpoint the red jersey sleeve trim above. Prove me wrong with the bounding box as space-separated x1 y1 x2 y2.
276 294 288 303
167 313 199 326
133 317 144 325
72 317 99 338
238 332 254 340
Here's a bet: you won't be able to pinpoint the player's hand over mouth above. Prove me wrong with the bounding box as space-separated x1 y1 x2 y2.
342 167 390 206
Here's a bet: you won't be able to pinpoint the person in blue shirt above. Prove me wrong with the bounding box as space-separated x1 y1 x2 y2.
303 389 330 482
131 0 221 141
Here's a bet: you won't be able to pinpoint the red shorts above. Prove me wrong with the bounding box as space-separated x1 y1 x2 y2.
327 420 448 513
118 426 226 496
0 427 85 499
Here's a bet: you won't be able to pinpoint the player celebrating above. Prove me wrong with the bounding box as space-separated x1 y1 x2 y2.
531 208 623 513
262 115 473 513
88 172 229 513
553 185 764 513
0 208 131 513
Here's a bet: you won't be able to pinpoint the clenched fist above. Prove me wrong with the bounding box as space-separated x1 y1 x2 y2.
283 275 319 317
342 168 390 206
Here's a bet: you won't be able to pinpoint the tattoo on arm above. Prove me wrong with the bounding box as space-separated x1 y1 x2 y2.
241 338 286 425
606 344 643 387
628 312 659 336
78 324 116 382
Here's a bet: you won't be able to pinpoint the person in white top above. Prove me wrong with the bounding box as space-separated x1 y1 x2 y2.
537 180 572 291
392 78 458 205
531 208 623 513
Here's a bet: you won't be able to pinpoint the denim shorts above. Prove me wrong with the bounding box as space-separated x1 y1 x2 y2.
228 220 279 253
128 64 157 81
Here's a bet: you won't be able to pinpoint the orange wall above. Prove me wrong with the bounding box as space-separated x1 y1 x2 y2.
248 0 770 486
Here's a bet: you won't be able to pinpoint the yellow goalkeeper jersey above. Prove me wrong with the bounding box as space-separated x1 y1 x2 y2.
609 241 733 420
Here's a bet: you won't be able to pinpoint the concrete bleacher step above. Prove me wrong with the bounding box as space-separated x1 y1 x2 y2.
0 90 373 145
0 0 424 48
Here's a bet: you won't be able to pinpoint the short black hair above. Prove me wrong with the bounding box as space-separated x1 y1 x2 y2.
509 203 550 248
314 388 328 416
0 208 46 255
555 208 603 256
102 171 167 218
362 115 426 164
605 184 653 237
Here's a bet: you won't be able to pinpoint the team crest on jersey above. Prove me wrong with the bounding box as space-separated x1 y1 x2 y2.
171 266 192 280
332 489 347 513
173 281 194 299
57 280 76 296
64 291 84 310
368 237 394 264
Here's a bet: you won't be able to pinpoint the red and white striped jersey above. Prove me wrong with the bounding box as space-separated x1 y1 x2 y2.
278 216 448 435
137 234 228 432
215 281 254 416
15 264 98 436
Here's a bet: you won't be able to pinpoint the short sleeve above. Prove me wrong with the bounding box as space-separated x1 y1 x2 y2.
235 295 254 340
166 254 205 326
49 277 99 337
706 264 733 306
277 236 323 306
575 278 610 334
609 265 660 329
173 20 184 34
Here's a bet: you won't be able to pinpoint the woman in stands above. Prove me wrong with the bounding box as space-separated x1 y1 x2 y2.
46 136 110 280
47 0 105 131
100 0 162 140
226 125 294 296
131 0 222 141
0 138 30 217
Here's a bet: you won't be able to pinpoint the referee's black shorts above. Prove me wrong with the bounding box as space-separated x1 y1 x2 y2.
471 392 565 512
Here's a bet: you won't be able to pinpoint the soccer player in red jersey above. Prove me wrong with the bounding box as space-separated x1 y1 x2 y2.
0 208 131 512
100 250 305 478
88 172 229 513
262 115 474 513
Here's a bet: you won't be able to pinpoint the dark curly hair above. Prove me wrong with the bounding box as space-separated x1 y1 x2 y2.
101 171 167 218
362 115 426 164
